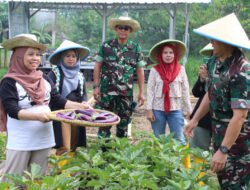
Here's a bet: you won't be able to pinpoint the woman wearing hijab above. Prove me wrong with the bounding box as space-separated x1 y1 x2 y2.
47 40 90 155
0 34 90 180
146 39 192 145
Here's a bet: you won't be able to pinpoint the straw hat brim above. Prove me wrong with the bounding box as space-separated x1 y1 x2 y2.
109 18 140 33
149 39 186 64
2 36 47 52
199 43 213 56
194 13 250 50
49 45 90 65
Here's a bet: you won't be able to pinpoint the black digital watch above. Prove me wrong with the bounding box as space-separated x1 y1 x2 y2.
219 146 230 154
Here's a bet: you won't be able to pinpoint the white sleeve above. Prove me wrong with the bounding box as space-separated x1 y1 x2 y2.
181 66 192 114
147 68 156 110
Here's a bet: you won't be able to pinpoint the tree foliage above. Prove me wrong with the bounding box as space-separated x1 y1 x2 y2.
0 0 249 56
0 3 8 41
31 25 52 44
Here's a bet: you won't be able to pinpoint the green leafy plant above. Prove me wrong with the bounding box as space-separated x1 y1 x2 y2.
59 136 218 190
0 133 6 160
1 136 220 189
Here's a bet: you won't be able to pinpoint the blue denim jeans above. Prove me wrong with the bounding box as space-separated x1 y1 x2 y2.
151 109 186 144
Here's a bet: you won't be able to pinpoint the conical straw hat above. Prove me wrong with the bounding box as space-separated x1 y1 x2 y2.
49 40 90 65
199 43 213 56
194 13 250 50
149 39 186 64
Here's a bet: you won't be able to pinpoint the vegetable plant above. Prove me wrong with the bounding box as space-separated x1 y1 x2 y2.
1 135 220 189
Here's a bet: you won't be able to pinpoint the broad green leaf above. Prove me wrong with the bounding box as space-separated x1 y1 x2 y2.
141 179 158 190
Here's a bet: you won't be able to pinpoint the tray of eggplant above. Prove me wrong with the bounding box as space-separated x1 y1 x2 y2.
49 109 120 127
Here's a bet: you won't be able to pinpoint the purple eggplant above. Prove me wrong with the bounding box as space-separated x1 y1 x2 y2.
93 115 118 123
63 111 74 117
56 112 75 120
76 113 93 122
75 109 95 117
91 112 111 120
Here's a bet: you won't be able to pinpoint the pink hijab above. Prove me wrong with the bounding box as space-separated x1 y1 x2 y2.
0 47 46 131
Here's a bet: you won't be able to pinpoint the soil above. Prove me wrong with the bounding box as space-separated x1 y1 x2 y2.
85 81 152 138
85 81 197 139
86 104 152 138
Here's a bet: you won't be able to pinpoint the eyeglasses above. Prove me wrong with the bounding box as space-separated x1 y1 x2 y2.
117 25 131 31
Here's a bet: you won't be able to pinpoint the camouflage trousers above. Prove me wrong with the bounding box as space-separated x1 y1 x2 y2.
217 152 250 190
212 120 250 189
95 94 133 138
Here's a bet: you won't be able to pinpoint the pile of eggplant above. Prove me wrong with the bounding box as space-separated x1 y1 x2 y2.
56 109 119 123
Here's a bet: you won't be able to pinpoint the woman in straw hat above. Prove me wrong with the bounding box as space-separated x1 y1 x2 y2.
189 43 213 151
0 34 90 180
184 13 250 189
47 40 90 155
93 16 145 139
146 39 192 145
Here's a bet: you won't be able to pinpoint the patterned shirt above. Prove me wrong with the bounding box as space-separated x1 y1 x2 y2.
207 55 250 155
95 39 145 96
147 66 192 114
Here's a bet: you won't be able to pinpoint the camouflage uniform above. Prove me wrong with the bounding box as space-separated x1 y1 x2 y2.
206 55 250 189
95 39 144 138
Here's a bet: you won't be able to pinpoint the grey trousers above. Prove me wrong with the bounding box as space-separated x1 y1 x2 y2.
0 148 50 182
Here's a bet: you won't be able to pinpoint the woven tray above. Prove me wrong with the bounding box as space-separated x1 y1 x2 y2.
49 109 120 127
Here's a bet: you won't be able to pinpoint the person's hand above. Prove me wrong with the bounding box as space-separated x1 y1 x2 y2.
183 119 198 138
199 64 208 82
146 110 155 122
137 93 145 107
185 112 191 120
211 150 228 173
81 101 92 109
87 96 96 107
93 87 100 101
36 111 51 123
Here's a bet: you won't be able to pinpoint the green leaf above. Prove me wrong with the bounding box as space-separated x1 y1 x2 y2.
30 163 42 179
141 179 158 190
86 179 106 187
167 178 182 189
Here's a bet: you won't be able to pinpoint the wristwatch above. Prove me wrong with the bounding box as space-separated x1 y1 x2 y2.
219 146 230 154
93 84 100 89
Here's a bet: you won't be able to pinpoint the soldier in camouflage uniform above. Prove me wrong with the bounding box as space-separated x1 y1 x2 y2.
184 13 250 189
93 16 145 138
